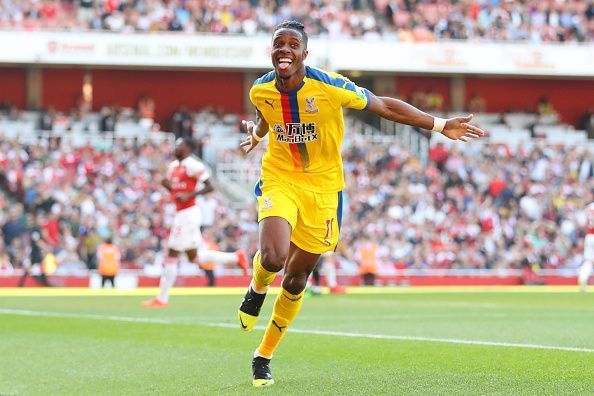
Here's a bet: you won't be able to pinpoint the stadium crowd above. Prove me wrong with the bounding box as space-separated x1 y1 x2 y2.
338 139 593 274
2 126 592 277
0 137 258 274
0 0 593 42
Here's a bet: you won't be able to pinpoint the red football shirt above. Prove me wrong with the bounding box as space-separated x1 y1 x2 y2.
166 156 209 211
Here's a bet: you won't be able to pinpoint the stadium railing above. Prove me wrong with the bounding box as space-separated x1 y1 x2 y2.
207 113 594 198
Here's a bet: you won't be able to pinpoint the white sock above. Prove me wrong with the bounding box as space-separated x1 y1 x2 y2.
199 250 237 265
250 279 268 294
578 261 592 291
158 258 178 303
323 260 338 288
254 348 272 359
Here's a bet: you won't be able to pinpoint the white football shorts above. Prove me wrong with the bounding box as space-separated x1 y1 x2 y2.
167 205 203 252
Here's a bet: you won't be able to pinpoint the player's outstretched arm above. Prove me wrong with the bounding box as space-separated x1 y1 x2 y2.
240 109 269 154
366 92 485 142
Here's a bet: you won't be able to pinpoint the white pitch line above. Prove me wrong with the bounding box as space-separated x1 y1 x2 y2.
0 308 180 324
207 323 594 353
1 308 593 354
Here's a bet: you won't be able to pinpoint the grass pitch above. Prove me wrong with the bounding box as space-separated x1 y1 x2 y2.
0 287 592 395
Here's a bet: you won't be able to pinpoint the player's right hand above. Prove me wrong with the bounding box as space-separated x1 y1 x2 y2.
441 114 486 142
240 119 259 154
173 192 194 203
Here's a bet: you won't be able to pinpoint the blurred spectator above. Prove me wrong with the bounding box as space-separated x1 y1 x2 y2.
169 106 194 138
536 96 557 116
137 94 155 128
428 142 449 171
339 138 593 272
82 223 102 270
0 137 254 273
581 109 594 139
42 210 61 249
425 90 445 112
99 106 118 132
38 108 55 131
18 240 52 287
97 236 120 288
0 243 12 272
78 0 95 23
468 92 487 113
0 100 11 114
2 206 25 247
356 238 379 286
41 248 58 276
1 112 593 277
0 0 592 42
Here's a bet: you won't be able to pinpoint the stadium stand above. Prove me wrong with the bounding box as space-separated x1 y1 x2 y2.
1 109 592 281
1 1 593 286
0 135 258 276
211 119 594 275
0 0 592 42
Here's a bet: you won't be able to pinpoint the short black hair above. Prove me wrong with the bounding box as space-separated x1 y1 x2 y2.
274 20 308 49
177 137 196 152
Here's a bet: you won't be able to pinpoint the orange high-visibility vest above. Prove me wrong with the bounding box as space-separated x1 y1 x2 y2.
42 253 57 274
358 243 378 275
98 243 120 276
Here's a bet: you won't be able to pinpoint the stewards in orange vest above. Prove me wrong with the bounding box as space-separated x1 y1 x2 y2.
97 238 121 288
41 252 58 275
357 241 379 286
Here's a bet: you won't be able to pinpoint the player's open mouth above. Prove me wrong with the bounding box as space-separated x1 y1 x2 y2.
277 57 292 71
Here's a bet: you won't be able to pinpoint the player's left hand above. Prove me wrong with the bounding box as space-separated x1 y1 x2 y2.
240 120 260 154
441 114 486 142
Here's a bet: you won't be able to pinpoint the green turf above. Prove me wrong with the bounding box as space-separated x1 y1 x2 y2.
1 291 593 395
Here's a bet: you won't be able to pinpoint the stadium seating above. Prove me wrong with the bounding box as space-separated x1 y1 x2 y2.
1 0 592 42
207 111 593 274
0 100 594 273
0 108 592 277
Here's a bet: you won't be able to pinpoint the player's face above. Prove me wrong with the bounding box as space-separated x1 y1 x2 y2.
271 29 308 79
174 139 186 159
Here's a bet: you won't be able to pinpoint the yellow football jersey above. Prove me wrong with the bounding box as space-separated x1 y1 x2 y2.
249 66 370 193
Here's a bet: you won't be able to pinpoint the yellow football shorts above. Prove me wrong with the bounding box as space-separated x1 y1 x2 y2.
255 177 343 254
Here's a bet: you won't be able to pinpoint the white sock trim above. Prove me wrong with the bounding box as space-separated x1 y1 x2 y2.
250 279 268 294
254 349 272 359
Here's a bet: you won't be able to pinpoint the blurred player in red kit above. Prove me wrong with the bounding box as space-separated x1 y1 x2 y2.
143 137 248 307
578 202 594 292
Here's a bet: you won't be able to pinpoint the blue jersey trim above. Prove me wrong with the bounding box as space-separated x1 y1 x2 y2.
306 66 370 109
363 88 371 110
305 66 347 89
336 191 343 231
334 190 343 252
253 71 275 86
254 179 263 197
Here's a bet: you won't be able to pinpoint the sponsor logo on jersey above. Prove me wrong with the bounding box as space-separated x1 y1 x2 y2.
273 122 318 144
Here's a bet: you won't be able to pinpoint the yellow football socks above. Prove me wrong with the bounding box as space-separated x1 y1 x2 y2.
252 250 277 291
257 287 304 358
